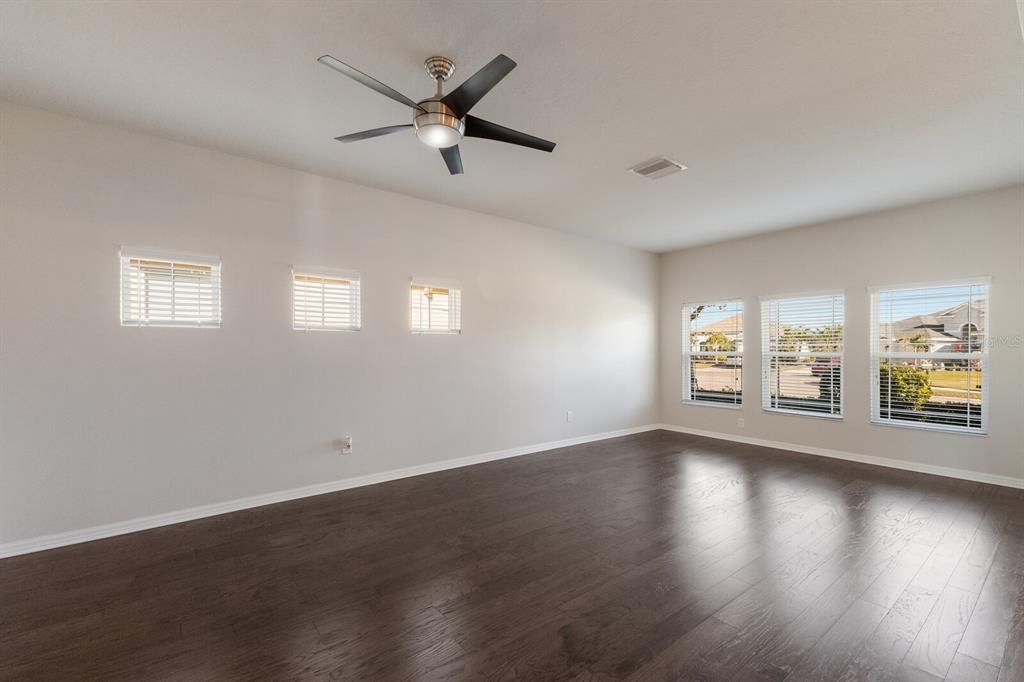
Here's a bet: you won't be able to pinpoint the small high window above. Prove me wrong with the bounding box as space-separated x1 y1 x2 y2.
292 267 361 332
410 280 461 334
120 248 221 328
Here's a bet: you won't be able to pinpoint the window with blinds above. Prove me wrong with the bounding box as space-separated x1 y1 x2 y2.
292 267 361 332
410 281 461 334
871 279 988 433
682 300 743 406
761 293 844 417
120 248 221 327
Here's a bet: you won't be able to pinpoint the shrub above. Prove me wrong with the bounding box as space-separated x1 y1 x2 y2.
819 365 841 404
879 364 932 411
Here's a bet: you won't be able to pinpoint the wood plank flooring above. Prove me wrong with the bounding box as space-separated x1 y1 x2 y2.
2 429 1022 680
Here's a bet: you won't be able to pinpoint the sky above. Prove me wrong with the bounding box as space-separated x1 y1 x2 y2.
686 284 984 330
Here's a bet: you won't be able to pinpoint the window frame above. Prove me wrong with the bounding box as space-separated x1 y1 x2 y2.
869 277 990 436
681 299 744 408
760 290 845 420
119 247 222 328
409 278 462 335
291 265 362 333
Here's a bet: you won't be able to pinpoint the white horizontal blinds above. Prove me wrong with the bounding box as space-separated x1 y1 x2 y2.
120 250 221 327
292 269 361 331
871 280 988 432
761 293 844 417
410 282 462 333
682 300 743 405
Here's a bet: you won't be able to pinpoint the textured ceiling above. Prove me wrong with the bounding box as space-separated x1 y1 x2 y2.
1 0 1021 252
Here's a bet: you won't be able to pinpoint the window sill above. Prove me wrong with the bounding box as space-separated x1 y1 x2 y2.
763 408 843 421
870 418 987 437
121 322 221 329
681 400 742 410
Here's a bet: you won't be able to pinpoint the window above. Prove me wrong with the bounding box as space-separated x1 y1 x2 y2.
682 300 743 406
292 267 361 332
761 293 844 418
120 248 221 327
410 280 461 334
870 279 988 433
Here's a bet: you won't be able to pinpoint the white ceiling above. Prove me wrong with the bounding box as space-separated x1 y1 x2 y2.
1 0 1021 252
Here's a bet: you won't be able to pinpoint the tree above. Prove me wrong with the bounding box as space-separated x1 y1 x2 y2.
814 324 844 352
703 330 734 352
703 329 735 364
778 325 807 353
897 333 930 353
879 364 932 412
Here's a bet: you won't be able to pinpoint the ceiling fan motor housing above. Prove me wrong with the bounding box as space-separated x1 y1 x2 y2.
423 56 456 82
414 98 465 148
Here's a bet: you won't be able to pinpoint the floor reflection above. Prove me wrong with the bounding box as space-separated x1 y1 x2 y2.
4 430 1022 680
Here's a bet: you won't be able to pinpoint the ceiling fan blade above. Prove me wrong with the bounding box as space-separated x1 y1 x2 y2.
318 55 424 112
464 115 556 153
441 54 516 117
440 145 464 175
334 124 413 143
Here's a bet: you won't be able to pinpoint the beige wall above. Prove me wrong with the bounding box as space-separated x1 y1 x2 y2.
0 103 658 545
659 185 1024 479
2 99 1020 549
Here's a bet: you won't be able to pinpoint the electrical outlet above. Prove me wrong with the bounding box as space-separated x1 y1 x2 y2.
341 436 353 454
737 417 745 428
566 410 574 423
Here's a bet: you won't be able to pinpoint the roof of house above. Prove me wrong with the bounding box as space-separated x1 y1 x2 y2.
880 302 984 341
878 322 960 343
934 302 984 319
693 314 743 335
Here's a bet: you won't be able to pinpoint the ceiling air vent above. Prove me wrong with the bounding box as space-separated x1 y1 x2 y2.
628 156 687 180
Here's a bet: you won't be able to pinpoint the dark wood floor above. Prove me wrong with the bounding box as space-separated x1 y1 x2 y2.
2 430 1023 681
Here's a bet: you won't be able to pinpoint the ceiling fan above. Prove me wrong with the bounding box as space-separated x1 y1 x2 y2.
317 53 556 175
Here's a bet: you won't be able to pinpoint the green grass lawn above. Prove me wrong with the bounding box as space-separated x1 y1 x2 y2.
927 369 982 391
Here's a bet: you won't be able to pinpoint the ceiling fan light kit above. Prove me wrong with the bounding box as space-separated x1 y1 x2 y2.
318 52 556 175
414 99 465 149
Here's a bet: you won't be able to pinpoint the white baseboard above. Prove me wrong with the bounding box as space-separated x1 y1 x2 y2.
655 423 1024 490
0 424 659 559
5 422 1020 559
